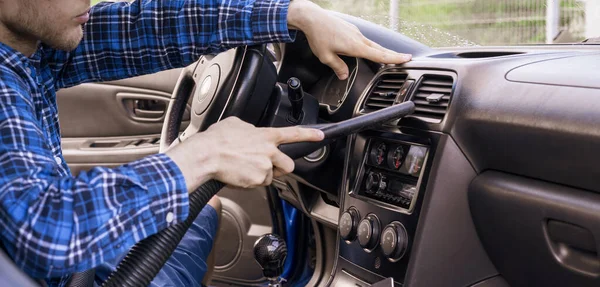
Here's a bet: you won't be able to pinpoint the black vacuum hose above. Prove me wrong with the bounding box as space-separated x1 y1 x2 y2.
101 179 224 287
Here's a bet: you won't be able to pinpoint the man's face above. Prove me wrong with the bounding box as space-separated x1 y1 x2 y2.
0 0 91 51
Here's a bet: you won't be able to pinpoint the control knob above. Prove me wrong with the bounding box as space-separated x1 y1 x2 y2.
339 208 360 241
357 214 381 251
380 222 408 261
365 172 386 193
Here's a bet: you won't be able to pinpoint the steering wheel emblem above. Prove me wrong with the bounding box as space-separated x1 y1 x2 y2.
197 75 212 102
193 64 221 116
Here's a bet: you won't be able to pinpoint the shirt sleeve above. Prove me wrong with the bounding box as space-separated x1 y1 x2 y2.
0 71 189 279
48 0 296 89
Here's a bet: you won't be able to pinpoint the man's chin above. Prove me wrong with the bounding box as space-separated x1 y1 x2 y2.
44 29 83 52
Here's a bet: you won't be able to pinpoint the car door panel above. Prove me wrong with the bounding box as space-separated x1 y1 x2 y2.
57 70 189 171
61 134 160 175
58 69 186 138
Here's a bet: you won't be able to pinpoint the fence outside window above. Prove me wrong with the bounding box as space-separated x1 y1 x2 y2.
314 0 590 47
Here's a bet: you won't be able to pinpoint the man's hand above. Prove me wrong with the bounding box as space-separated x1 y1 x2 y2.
287 0 412 80
166 117 324 191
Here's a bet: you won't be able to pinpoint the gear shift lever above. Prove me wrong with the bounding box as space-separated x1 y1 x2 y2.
287 77 304 124
253 234 288 286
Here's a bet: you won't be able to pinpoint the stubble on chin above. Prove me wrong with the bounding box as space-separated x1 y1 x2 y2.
42 25 84 52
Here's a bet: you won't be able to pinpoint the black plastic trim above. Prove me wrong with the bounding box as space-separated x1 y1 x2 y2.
470 171 600 286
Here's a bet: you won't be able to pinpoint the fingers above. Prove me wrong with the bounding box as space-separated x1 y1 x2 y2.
267 130 302 181
377 46 412 63
268 126 325 144
261 168 274 186
273 167 286 178
271 150 295 175
320 54 350 80
362 40 412 64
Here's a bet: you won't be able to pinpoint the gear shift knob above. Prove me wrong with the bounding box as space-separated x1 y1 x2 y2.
253 234 287 284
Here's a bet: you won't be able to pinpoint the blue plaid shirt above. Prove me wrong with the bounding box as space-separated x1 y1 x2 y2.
0 0 293 283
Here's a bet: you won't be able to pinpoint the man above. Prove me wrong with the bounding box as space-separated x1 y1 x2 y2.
0 0 411 286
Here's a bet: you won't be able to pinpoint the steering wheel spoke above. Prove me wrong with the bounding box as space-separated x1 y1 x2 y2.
160 48 244 152
178 122 200 143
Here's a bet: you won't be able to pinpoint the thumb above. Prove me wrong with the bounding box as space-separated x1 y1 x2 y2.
320 54 349 80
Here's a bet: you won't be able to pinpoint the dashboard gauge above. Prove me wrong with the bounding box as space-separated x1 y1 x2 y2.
387 146 406 170
317 57 359 112
404 146 427 177
369 142 387 166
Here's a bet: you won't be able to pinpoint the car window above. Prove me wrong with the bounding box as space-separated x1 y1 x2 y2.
313 0 592 47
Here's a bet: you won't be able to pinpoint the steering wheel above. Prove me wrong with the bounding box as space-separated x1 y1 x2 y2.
159 44 276 152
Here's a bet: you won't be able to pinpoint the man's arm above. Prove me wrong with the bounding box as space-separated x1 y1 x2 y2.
46 0 294 89
0 70 190 278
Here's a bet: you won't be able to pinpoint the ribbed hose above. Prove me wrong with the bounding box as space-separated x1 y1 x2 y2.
102 179 225 287
67 268 95 287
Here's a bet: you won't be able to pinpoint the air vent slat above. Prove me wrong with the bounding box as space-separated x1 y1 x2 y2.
377 84 404 89
369 96 396 102
414 106 447 115
416 86 453 94
362 73 408 113
413 93 451 101
409 74 454 122
421 79 453 87
382 79 406 84
413 99 449 107
412 113 444 121
366 102 393 108
372 89 400 95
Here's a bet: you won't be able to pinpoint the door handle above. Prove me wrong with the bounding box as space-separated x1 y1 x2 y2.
545 219 599 276
133 99 166 119
133 108 164 118
117 93 169 122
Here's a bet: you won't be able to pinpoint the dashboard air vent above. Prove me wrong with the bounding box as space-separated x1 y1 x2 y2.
410 74 454 122
362 73 408 113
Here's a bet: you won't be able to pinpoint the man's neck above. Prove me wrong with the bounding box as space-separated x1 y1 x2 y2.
0 23 38 56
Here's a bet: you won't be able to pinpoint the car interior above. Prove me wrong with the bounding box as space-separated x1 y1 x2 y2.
2 4 600 287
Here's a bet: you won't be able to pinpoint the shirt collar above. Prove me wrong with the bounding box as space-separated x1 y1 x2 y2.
0 41 42 69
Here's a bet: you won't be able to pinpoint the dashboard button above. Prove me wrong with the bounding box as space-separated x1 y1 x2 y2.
339 208 360 241
380 221 408 261
357 214 381 251
365 172 382 193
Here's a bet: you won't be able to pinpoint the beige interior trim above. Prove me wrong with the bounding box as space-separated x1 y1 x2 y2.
102 68 183 94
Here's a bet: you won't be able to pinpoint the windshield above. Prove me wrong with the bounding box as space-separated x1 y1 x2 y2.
313 0 590 47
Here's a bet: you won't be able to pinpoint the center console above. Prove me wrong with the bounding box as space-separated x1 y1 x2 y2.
332 128 439 286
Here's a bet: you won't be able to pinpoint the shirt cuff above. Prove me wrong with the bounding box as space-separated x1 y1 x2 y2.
251 0 297 43
128 153 189 230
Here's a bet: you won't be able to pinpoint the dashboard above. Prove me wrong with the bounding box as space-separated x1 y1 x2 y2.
271 14 600 287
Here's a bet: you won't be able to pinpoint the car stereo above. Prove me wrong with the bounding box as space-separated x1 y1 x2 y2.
351 138 429 213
